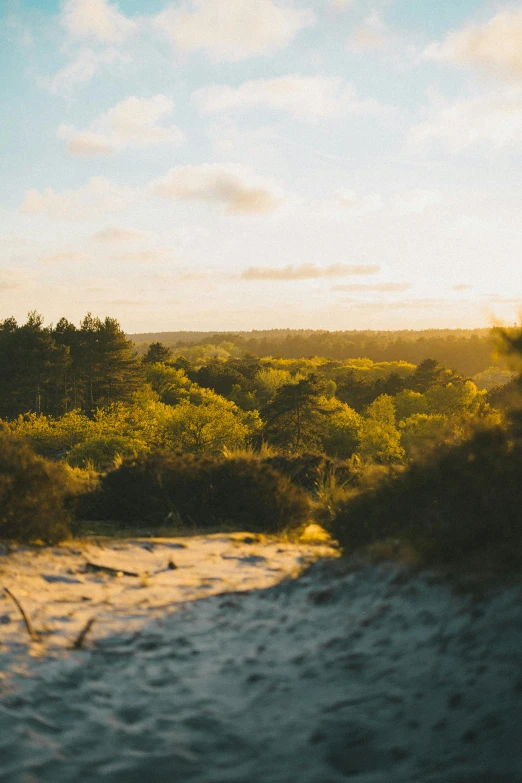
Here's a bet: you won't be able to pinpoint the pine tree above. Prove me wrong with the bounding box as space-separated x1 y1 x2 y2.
262 374 327 451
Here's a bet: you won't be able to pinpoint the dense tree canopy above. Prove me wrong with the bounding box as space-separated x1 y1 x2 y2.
0 313 143 418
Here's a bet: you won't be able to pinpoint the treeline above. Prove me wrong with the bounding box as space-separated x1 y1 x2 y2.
130 328 497 376
0 312 142 418
2 311 522 572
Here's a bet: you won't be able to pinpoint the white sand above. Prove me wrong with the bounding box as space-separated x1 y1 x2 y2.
0 534 521 782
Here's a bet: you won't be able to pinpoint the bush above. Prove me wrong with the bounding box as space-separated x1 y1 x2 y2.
67 434 145 471
82 452 310 533
0 427 71 543
262 452 353 494
328 426 522 570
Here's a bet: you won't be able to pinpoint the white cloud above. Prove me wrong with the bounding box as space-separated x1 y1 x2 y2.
43 251 92 265
322 187 441 216
93 227 148 243
112 249 173 264
424 7 522 83
391 189 442 215
152 163 287 215
19 177 136 220
60 131 113 157
62 0 136 44
43 47 130 95
332 282 411 292
241 263 380 280
325 189 383 216
58 95 184 156
331 188 357 209
331 0 353 10
154 0 315 62
409 88 522 152
0 269 31 291
349 11 386 52
193 75 379 121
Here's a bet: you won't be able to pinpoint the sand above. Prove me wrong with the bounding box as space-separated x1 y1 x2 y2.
0 532 521 782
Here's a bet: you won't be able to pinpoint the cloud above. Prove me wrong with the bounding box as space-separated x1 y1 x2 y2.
331 189 357 209
391 189 442 214
326 189 383 216
43 47 130 95
486 294 522 305
349 12 386 52
339 298 457 312
112 249 173 264
93 227 148 242
409 88 522 152
43 251 92 265
331 0 353 10
424 7 522 83
193 75 380 121
62 0 136 44
61 131 113 157
323 187 442 217
241 263 380 280
58 95 184 156
0 269 30 291
154 0 315 62
152 163 286 214
332 282 411 292
19 177 136 220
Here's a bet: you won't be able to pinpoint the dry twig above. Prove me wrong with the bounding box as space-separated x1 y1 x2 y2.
4 587 40 642
71 617 96 650
84 560 139 577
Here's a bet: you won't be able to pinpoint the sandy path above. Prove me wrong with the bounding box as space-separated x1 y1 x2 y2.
0 541 521 782
0 531 335 658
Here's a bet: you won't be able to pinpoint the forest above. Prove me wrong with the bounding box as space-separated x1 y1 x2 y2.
130 327 499 377
0 311 521 572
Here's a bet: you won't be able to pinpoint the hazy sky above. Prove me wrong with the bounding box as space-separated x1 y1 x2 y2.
1 0 521 332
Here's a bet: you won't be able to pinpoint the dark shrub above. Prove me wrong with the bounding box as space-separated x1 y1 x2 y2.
328 426 522 569
0 427 71 543
83 452 310 533
262 452 353 494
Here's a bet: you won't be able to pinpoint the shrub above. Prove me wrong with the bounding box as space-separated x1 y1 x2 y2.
328 425 522 570
67 434 146 471
83 452 310 533
0 427 71 543
262 452 353 494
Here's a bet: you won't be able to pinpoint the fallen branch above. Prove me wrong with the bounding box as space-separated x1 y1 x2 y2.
71 617 96 650
84 560 140 577
4 587 40 642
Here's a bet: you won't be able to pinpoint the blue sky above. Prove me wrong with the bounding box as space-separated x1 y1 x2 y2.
1 0 521 331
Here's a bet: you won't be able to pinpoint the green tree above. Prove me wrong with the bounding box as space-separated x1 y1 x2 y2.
407 358 460 393
358 395 405 464
425 380 483 416
77 314 143 413
319 398 361 459
0 312 68 418
399 413 452 459
142 341 173 364
394 389 429 422
262 374 327 451
161 390 261 454
145 363 192 405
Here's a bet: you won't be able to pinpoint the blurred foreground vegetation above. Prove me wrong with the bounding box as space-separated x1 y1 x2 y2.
0 312 521 573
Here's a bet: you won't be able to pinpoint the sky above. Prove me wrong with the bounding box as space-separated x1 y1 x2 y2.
1 0 521 332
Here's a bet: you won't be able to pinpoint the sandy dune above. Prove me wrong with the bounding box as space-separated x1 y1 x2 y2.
0 535 521 782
